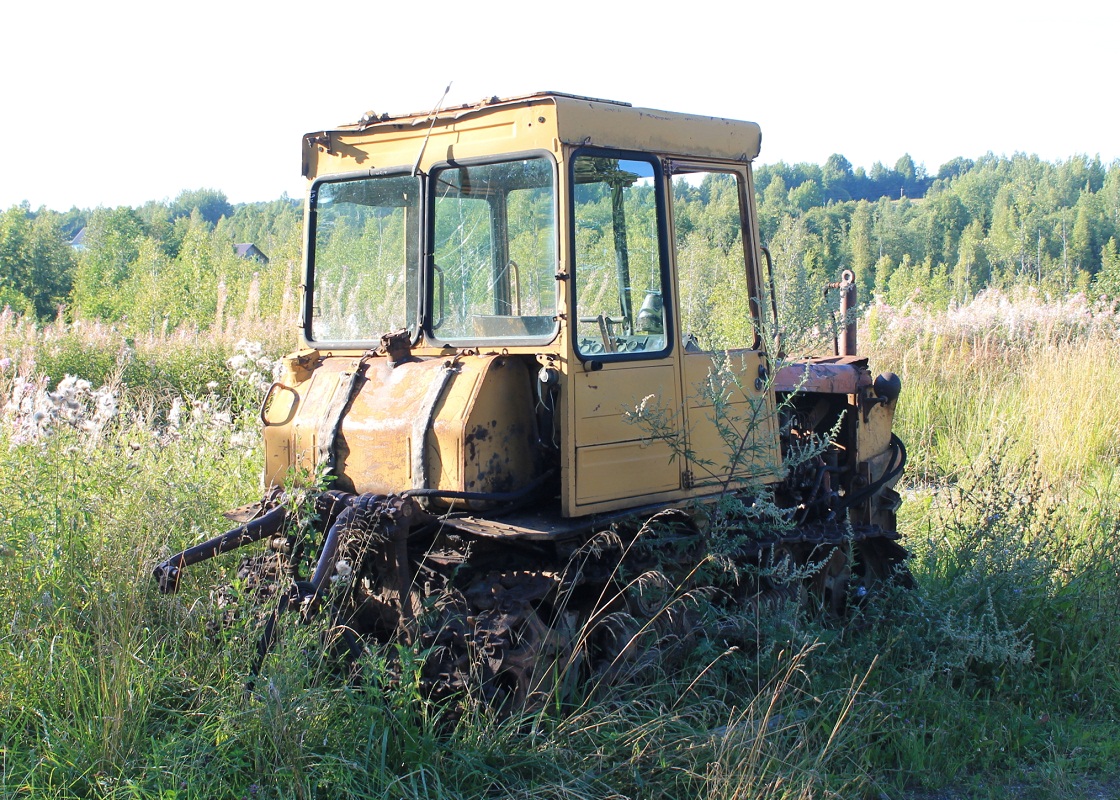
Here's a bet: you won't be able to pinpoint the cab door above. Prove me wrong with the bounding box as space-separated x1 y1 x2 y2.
667 164 781 490
567 150 685 514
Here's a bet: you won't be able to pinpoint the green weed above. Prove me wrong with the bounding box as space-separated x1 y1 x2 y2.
2 296 1120 797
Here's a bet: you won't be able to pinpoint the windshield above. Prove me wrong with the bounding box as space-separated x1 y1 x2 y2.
429 156 557 343
307 173 420 344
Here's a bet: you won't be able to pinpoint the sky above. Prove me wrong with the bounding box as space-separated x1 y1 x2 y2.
3 0 1117 212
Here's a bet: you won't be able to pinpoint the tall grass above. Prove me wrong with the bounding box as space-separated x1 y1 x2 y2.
859 288 1120 794
2 292 1120 798
0 305 291 399
866 288 1120 485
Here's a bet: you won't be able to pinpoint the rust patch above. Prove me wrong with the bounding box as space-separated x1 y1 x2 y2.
775 359 871 395
464 424 491 463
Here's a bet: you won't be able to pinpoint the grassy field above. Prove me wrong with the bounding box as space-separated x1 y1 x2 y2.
2 291 1120 799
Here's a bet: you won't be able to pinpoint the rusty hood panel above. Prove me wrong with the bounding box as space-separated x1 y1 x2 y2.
774 356 872 395
263 353 541 505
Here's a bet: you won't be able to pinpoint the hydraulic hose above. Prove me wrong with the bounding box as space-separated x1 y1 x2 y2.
841 434 907 510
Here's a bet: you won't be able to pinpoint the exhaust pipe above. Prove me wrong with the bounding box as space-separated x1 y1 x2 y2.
825 269 857 357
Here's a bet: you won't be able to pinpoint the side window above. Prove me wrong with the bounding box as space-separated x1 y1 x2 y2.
572 154 669 358
670 168 758 350
430 157 557 343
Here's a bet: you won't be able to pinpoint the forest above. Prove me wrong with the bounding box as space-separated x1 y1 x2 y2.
756 153 1120 309
2 152 1118 337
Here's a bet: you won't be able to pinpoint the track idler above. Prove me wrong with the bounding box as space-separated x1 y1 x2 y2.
154 489 431 687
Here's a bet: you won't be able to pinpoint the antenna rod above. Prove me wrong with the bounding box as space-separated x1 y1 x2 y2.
412 82 452 177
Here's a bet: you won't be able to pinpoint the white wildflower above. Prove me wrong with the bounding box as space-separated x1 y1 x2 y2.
4 373 120 443
93 389 118 423
332 559 353 583
168 398 182 428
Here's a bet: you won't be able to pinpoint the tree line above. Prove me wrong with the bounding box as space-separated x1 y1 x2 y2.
0 190 301 332
757 153 1120 310
2 153 1118 338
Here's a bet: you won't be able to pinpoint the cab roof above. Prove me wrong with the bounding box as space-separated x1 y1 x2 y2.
319 91 763 164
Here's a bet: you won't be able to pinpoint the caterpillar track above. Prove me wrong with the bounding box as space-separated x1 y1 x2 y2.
168 478 910 708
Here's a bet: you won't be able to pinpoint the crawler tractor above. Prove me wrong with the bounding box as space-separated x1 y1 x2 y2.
154 92 907 704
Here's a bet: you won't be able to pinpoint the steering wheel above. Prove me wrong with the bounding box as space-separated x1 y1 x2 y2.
578 313 625 353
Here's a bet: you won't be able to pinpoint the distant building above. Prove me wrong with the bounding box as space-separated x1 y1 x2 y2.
71 227 87 251
234 243 269 265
